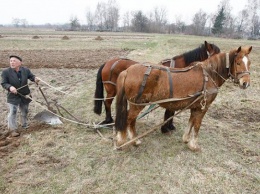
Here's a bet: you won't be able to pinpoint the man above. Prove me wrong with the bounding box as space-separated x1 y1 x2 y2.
1 55 39 137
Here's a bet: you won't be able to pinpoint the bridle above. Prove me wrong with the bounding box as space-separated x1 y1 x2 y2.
206 45 219 58
207 50 215 58
226 53 250 83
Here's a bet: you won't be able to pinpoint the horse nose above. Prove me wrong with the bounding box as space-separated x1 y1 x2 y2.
242 82 250 89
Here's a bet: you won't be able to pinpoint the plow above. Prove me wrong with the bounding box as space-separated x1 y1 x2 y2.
25 77 157 130
22 77 206 150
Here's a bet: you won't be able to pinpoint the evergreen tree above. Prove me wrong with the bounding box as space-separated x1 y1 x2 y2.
131 11 149 32
212 7 226 35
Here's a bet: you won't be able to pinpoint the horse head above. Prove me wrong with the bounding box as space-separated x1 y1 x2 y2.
204 41 221 58
230 46 252 89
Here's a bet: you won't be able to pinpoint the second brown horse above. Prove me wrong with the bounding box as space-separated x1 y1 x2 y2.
94 41 220 132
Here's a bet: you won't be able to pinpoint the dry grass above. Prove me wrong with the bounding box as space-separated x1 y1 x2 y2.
0 29 259 194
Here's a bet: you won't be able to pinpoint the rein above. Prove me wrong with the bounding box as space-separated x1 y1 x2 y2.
115 94 205 150
130 63 218 109
38 77 115 101
7 84 29 97
14 79 115 130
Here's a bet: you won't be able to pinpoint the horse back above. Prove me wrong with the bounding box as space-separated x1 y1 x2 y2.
101 57 137 83
160 56 186 68
123 63 210 104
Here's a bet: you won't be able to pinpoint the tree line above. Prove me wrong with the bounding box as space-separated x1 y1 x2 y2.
8 0 260 39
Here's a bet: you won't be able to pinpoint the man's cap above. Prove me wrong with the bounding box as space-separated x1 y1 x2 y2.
9 55 22 62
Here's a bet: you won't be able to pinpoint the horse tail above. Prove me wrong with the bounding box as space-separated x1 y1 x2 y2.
115 71 128 131
94 63 105 115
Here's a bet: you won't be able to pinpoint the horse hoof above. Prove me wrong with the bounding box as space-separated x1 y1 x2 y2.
100 119 114 125
161 125 176 134
182 134 190 143
133 139 142 146
169 125 176 131
188 142 201 152
115 141 125 149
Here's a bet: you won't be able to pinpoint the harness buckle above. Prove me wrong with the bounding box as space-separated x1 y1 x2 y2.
200 98 207 110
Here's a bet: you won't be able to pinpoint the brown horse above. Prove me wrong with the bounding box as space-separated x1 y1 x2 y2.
115 46 252 151
94 41 220 131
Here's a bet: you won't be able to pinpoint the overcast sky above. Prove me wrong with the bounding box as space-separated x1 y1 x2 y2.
0 0 248 25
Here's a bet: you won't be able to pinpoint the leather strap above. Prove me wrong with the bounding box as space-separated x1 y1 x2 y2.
109 59 122 81
166 68 173 98
136 65 152 102
170 59 175 68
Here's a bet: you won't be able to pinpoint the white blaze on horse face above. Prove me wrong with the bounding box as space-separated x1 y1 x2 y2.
242 56 249 71
239 56 250 89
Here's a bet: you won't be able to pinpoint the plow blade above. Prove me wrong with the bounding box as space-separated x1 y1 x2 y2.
34 110 63 125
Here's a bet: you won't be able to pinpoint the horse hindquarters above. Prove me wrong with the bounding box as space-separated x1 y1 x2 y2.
115 71 128 145
94 64 105 115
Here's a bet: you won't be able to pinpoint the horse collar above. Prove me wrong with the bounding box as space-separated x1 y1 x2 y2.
226 53 229 68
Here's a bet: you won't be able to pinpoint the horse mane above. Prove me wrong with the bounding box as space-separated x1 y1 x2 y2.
211 43 220 54
173 44 207 65
202 49 237 82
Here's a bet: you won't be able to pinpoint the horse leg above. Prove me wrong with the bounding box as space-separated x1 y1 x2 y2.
127 105 145 146
185 108 207 151
101 85 116 125
116 129 127 147
182 113 194 144
102 94 115 125
161 109 176 133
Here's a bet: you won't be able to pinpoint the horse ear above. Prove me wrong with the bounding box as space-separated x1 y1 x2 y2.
236 46 242 54
247 46 252 54
204 41 211 49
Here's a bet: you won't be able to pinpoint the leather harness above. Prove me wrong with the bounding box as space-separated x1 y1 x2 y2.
135 63 205 103
102 57 131 86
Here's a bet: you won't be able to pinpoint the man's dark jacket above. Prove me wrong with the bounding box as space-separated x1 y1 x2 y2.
1 66 35 105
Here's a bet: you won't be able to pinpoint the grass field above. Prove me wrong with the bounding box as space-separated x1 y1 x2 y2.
0 28 259 194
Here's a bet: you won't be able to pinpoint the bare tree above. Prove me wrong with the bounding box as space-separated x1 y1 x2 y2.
246 0 260 36
152 6 168 33
69 16 80 31
95 2 105 31
191 9 208 35
236 9 249 34
86 8 95 31
174 15 186 34
106 0 119 31
122 11 131 31
20 19 28 27
94 0 119 31
12 18 28 27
